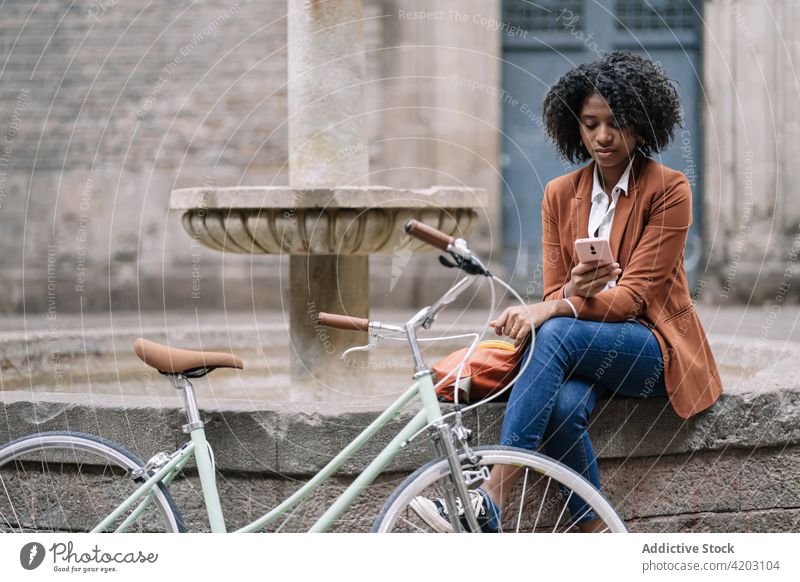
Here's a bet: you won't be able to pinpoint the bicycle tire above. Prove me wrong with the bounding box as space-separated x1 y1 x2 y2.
0 431 185 533
372 445 626 533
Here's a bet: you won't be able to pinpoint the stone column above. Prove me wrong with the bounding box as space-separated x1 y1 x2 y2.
380 0 502 246
703 0 800 305
287 0 370 382
428 0 502 248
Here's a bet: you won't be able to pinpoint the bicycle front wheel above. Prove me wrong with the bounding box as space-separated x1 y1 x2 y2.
372 446 626 533
0 431 185 533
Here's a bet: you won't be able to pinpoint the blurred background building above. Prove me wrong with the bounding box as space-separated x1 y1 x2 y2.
0 0 797 315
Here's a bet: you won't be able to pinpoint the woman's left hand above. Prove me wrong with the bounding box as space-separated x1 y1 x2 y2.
490 302 557 346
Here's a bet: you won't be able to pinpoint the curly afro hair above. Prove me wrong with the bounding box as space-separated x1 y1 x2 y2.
542 51 682 163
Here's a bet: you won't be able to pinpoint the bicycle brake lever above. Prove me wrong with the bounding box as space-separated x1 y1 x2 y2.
438 255 458 269
340 324 382 359
341 344 370 358
439 253 490 277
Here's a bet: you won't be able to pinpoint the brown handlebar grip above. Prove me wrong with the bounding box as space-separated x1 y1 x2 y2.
404 219 454 252
317 312 370 332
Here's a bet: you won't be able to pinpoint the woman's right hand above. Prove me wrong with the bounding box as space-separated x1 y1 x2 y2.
565 261 622 298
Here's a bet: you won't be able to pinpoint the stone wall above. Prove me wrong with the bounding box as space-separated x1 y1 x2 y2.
2 0 799 315
701 0 800 304
0 0 502 314
0 0 382 313
3 380 800 532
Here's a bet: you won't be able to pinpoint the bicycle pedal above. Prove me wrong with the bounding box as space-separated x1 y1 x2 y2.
462 466 491 487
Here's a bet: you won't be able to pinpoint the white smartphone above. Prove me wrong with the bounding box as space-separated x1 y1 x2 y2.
575 237 615 265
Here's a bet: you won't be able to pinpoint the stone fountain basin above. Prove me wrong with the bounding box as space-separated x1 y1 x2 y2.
1 320 793 405
169 186 486 254
0 323 456 405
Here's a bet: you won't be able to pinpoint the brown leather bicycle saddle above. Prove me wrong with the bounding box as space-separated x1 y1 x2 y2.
134 338 244 375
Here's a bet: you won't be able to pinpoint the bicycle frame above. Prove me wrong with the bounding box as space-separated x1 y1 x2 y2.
92 370 446 533
91 235 504 534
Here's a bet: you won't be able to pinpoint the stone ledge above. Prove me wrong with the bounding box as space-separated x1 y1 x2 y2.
3 334 800 531
169 186 488 210
2 378 798 476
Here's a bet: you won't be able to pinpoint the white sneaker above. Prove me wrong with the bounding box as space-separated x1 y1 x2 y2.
409 488 501 533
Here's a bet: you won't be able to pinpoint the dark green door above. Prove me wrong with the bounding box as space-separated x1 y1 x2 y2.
501 0 703 293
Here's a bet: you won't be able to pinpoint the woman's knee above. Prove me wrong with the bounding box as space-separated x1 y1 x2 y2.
537 316 573 336
549 378 594 433
534 316 577 349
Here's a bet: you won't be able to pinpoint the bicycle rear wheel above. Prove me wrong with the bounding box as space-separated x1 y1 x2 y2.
372 446 626 533
0 431 185 533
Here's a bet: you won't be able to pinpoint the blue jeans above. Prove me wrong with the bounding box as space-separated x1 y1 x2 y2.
499 316 668 524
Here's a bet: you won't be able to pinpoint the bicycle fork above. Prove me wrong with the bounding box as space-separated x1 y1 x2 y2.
428 422 483 533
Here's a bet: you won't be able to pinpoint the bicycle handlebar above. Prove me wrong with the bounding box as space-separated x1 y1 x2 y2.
403 219 454 252
317 312 371 332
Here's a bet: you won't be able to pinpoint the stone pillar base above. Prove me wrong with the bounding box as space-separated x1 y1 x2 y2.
289 255 369 393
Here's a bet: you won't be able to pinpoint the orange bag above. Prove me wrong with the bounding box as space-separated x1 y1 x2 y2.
432 338 530 403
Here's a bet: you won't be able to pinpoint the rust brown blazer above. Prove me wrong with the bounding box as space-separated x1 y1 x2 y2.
541 151 722 419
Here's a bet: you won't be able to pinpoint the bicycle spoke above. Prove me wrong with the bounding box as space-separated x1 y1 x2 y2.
532 476 551 532
274 505 301 533
54 460 70 531
0 434 182 533
555 517 578 534
0 510 14 530
398 513 428 533
514 468 529 533
497 469 504 533
552 489 573 533
375 448 624 534
30 462 43 531
1 471 22 531
570 505 594 531
6 463 35 532
570 504 612 534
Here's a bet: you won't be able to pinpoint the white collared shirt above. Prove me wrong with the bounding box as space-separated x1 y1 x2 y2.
587 158 633 290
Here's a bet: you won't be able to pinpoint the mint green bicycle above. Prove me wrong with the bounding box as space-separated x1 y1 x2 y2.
0 220 626 533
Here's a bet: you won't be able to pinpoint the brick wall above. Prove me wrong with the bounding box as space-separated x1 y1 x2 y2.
0 0 395 314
